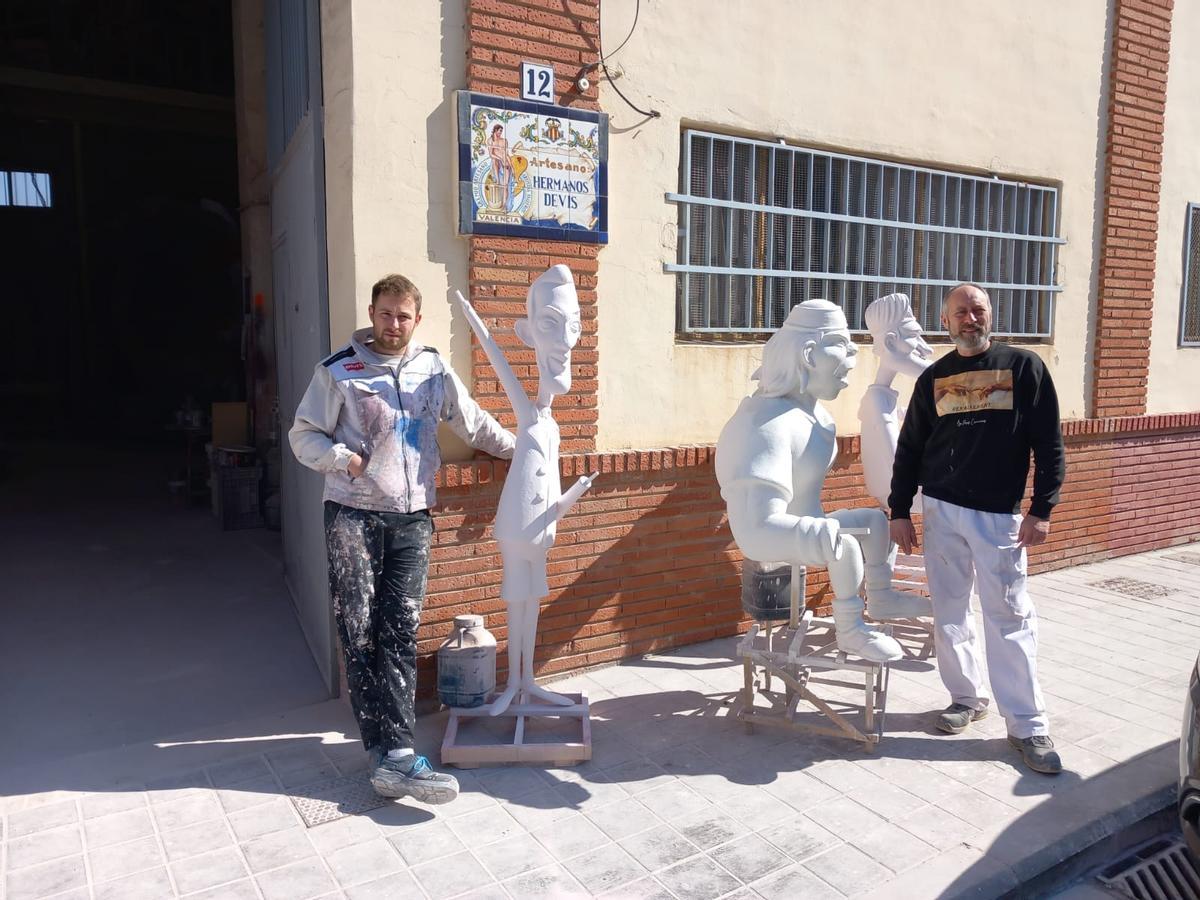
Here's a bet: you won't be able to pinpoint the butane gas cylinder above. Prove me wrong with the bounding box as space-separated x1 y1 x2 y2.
436 614 497 708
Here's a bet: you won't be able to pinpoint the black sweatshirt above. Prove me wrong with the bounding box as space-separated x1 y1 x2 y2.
888 343 1066 520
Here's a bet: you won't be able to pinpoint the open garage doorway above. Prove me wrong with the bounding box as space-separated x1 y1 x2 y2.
0 1 333 775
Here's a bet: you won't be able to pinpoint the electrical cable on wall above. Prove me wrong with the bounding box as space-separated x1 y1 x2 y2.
582 0 660 119
605 0 641 58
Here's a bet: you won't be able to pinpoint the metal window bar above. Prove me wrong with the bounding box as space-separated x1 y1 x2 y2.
1181 202 1200 347
705 136 715 327
669 131 1063 335
1032 190 1044 333
1049 188 1061 334
783 149 794 315
678 131 692 335
1018 186 1029 332
822 155 831 303
724 140 734 330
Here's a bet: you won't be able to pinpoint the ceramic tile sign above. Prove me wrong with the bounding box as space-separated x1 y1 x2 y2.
457 91 608 244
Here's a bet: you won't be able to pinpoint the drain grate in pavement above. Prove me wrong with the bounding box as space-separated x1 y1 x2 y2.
1089 577 1175 599
1098 836 1200 900
287 774 386 827
1165 551 1200 566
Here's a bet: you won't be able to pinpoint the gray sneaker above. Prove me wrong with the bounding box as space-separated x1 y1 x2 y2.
1008 735 1062 775
936 703 989 734
370 754 459 804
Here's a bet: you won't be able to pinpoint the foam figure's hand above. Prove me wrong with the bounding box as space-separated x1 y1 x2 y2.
555 472 599 522
1017 514 1049 548
890 517 919 555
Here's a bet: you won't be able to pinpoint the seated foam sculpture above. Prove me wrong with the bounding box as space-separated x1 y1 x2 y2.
715 300 925 663
455 265 597 716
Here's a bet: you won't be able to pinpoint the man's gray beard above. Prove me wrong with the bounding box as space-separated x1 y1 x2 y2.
954 329 989 353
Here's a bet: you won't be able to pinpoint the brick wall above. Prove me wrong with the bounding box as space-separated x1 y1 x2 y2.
422 0 1200 699
1043 413 1200 565
418 448 742 692
415 416 1200 696
1092 0 1174 417
466 0 601 453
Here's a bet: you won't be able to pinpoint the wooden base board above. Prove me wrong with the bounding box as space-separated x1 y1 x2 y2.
440 691 591 769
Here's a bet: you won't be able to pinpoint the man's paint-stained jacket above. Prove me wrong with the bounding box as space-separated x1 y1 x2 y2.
289 328 515 514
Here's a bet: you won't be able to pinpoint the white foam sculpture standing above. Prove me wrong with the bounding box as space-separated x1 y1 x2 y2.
857 293 935 620
455 265 597 717
715 300 927 663
858 293 934 512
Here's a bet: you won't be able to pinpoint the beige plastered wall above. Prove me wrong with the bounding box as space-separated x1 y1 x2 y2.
596 0 1108 449
1147 0 1200 413
320 0 475 457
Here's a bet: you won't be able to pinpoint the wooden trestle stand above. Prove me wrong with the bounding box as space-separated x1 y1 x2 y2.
441 692 591 769
737 556 892 750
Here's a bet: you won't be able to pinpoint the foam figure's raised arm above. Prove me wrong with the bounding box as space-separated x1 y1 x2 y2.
858 389 902 509
455 290 531 422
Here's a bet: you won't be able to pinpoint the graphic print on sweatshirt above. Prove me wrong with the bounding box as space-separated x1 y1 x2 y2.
933 369 1015 416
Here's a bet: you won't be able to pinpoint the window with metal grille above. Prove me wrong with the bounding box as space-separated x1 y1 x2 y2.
0 171 51 208
1181 203 1200 347
667 131 1064 338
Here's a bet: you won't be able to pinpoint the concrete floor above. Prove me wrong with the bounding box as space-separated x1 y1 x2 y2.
0 443 328 778
2 541 1195 899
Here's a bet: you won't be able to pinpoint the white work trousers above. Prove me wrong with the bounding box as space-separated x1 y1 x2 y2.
922 496 1048 738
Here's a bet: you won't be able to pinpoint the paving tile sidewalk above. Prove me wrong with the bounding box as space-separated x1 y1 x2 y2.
4 543 1198 900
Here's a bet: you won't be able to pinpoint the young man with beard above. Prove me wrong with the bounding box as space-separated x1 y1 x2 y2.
888 283 1067 774
290 274 514 803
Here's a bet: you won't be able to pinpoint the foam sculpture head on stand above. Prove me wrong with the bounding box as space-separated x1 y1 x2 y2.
715 300 927 662
455 265 598 716
858 293 934 510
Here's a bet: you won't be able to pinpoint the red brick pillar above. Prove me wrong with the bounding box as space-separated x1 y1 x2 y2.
465 0 601 453
1093 0 1174 417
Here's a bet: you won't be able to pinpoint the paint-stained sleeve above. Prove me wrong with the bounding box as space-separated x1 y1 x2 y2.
440 364 516 460
289 364 356 473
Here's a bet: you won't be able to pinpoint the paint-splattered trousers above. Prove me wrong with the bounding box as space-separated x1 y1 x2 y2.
324 501 433 753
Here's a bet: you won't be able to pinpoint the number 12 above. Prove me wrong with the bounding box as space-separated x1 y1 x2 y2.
526 67 551 99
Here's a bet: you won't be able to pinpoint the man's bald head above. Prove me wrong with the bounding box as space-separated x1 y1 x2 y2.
943 282 991 311
941 283 993 356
